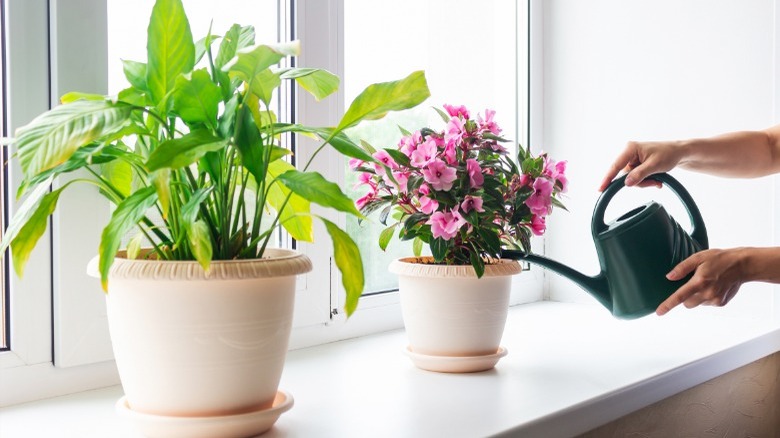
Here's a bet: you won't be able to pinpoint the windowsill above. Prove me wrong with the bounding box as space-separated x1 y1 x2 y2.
1 301 779 437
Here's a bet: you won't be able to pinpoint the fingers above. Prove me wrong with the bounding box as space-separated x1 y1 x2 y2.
666 253 702 281
599 144 638 191
657 253 704 315
656 283 697 315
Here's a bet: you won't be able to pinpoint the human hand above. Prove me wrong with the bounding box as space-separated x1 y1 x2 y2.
655 248 746 316
599 141 685 191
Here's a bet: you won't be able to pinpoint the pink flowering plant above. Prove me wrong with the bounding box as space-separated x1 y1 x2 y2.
351 105 568 277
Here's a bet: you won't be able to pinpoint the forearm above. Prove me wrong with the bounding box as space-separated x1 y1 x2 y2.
677 128 780 178
740 247 780 284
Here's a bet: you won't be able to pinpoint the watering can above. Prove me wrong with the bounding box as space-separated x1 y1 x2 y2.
502 173 708 319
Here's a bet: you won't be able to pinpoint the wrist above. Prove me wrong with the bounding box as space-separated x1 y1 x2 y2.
739 247 780 283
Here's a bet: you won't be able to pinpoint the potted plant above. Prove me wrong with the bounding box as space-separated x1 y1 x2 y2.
1 0 429 434
352 104 567 373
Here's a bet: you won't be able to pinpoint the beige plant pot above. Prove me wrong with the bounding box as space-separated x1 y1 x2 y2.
389 256 521 372
92 248 311 418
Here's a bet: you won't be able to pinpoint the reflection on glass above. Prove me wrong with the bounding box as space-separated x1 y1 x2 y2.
344 0 518 294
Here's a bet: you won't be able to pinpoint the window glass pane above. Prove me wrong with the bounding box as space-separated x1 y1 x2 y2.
0 0 7 350
344 0 519 294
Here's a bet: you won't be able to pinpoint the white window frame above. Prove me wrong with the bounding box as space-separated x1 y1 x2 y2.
0 0 119 408
0 0 536 404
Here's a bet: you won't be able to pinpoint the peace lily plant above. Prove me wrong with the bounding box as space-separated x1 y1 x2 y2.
1 0 429 316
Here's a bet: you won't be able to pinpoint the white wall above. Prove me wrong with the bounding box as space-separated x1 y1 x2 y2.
541 0 778 319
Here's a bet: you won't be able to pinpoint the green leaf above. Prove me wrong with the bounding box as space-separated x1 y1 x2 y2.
186 220 213 272
336 71 430 133
469 250 485 278
10 186 67 277
379 224 397 251
99 187 158 290
101 157 133 198
234 104 265 183
14 100 133 177
126 233 144 260
146 130 226 171
0 176 55 262
431 237 449 262
551 196 568 211
319 216 363 316
224 41 299 81
173 69 221 130
383 148 411 167
225 42 298 104
279 68 339 101
214 24 240 68
266 160 313 242
151 169 171 219
117 87 152 107
477 228 502 256
59 92 105 104
146 0 195 104
433 106 451 123
18 144 117 198
278 170 362 217
413 237 423 257
272 124 374 162
122 60 148 91
181 186 214 224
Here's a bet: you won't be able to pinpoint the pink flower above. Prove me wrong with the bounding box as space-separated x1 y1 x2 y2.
355 186 377 210
419 195 439 215
530 214 546 236
410 139 438 168
460 195 484 213
422 159 457 191
542 157 568 193
525 177 554 216
354 172 374 189
478 109 501 135
384 170 409 193
466 159 484 188
399 131 422 157
443 104 470 119
418 183 431 196
349 158 364 170
444 117 466 150
372 150 398 176
427 209 467 240
555 160 568 192
443 142 457 166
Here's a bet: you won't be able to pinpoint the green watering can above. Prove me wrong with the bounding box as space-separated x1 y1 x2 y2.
502 173 709 319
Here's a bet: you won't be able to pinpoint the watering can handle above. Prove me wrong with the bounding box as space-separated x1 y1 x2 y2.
592 173 709 248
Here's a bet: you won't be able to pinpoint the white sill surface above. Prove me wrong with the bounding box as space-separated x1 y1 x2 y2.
2 301 780 438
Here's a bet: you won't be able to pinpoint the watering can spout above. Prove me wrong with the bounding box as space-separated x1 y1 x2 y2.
501 250 611 311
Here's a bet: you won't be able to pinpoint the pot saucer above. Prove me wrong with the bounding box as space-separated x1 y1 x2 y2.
116 390 293 438
404 346 508 373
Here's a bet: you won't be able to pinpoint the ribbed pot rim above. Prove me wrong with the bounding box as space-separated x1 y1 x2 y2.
388 256 522 278
93 248 313 281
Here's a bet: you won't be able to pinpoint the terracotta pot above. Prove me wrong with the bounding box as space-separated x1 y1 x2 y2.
389 256 521 359
92 248 311 417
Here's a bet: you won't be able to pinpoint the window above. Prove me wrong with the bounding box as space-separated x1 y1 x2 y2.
342 0 524 295
1 0 532 404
